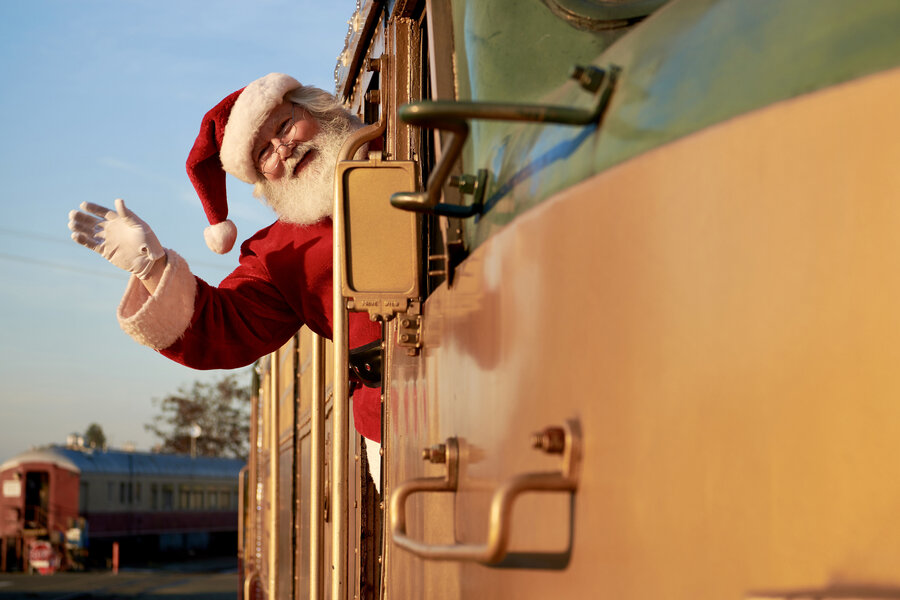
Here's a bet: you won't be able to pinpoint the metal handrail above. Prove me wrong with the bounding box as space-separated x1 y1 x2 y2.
237 464 247 600
333 118 387 600
243 571 258 600
309 333 325 600
390 421 581 563
268 351 279 598
390 65 620 218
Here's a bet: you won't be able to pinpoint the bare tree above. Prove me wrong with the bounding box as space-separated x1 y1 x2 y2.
145 373 251 459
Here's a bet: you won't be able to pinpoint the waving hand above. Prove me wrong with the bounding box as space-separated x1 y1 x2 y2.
68 198 164 280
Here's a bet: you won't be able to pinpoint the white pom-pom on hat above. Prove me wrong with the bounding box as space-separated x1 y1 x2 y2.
203 220 238 254
186 73 299 254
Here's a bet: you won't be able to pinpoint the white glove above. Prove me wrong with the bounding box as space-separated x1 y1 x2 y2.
68 198 165 279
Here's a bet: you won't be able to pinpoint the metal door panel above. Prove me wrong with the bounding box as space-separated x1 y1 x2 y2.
386 65 900 599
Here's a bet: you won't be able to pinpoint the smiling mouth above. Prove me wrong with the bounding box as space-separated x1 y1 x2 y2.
292 149 318 177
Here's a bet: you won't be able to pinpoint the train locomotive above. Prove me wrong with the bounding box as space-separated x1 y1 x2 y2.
0 444 243 573
239 0 900 598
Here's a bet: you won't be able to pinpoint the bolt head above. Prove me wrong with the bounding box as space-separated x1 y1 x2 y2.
570 64 606 93
531 426 566 454
422 443 447 463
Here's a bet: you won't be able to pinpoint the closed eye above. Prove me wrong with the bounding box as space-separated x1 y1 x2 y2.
277 118 292 138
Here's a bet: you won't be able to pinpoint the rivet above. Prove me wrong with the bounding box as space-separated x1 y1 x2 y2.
570 64 606 93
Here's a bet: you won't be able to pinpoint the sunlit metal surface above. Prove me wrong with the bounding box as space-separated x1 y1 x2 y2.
310 334 326 600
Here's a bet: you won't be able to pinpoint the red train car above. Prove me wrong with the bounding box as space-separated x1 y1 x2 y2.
0 444 243 572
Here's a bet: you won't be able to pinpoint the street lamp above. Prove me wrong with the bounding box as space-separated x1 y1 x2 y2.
190 423 202 458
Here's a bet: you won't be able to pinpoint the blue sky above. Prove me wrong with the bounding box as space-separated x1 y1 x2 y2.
0 0 354 461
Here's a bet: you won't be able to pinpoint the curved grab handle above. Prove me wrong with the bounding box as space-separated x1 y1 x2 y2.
390 65 620 218
390 116 474 217
389 421 581 563
243 571 259 600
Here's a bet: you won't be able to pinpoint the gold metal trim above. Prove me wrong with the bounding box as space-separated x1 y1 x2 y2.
237 464 247 558
332 119 386 600
243 571 257 600
310 334 325 600
268 351 279 598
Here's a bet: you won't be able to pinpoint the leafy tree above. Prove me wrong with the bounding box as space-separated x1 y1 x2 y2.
84 423 106 448
145 373 251 459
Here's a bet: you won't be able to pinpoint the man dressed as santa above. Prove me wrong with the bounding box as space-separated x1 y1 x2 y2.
67 73 382 447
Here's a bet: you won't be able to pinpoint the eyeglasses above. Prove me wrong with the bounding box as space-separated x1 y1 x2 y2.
258 104 299 175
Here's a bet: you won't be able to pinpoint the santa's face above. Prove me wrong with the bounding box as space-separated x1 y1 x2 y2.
252 101 321 183
251 103 356 226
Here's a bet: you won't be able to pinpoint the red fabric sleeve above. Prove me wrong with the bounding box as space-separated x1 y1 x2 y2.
159 219 382 440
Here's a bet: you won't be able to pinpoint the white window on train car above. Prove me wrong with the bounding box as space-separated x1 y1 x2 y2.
151 483 158 510
162 484 174 510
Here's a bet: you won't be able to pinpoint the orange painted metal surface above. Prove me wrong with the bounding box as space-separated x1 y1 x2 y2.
386 66 900 599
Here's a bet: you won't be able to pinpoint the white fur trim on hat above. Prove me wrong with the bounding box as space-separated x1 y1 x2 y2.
203 219 237 254
220 73 300 184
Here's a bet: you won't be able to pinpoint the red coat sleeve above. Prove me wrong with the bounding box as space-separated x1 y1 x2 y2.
160 224 314 369
155 221 382 441
161 220 379 368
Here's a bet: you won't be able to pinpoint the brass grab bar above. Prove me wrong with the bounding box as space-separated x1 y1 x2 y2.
390 420 581 563
390 65 620 218
332 119 386 600
309 333 325 600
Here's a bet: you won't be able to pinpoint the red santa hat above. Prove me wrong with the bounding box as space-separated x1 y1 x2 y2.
186 73 301 253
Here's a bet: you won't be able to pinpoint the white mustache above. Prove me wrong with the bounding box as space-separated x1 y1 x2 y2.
282 141 316 178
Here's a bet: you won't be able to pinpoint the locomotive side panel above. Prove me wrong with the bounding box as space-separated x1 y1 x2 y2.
386 54 900 600
377 1 900 599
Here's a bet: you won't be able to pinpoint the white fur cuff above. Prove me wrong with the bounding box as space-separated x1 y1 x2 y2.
117 250 197 350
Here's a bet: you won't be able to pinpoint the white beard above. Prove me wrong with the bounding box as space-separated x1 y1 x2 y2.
254 117 358 225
